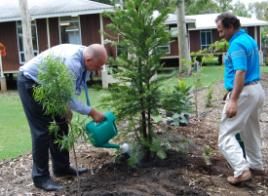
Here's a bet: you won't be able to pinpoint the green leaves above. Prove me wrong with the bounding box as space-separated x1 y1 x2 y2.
103 0 177 161
161 79 192 115
33 55 75 117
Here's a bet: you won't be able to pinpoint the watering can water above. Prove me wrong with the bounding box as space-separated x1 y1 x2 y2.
85 112 121 149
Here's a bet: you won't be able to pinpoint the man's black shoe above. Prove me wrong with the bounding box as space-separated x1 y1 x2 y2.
34 178 63 191
54 167 88 177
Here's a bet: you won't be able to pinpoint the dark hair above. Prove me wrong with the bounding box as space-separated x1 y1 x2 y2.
215 12 241 30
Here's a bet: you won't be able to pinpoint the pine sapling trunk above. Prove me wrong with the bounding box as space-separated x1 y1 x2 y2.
138 64 147 139
146 80 152 144
72 144 81 196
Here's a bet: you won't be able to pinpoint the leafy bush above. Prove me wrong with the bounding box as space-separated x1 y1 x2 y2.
161 80 192 115
201 55 219 66
205 86 213 108
32 55 89 146
33 55 75 117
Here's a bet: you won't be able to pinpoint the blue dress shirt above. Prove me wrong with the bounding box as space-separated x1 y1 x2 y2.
19 44 91 115
224 29 260 91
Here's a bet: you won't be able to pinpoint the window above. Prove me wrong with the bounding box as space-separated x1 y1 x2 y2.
170 27 178 38
200 30 212 49
16 21 39 64
158 44 170 54
59 16 81 44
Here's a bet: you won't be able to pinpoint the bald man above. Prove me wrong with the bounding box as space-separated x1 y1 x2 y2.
17 44 108 191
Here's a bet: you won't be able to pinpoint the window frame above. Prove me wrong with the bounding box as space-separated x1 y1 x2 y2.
59 16 82 45
16 20 39 64
200 30 213 50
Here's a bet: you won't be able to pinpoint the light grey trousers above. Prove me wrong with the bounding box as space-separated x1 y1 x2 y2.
218 83 265 177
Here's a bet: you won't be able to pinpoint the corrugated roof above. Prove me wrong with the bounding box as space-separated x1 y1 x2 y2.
0 0 113 22
166 13 268 29
166 13 195 25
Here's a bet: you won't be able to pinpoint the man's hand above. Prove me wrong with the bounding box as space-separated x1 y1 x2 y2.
225 70 245 118
89 108 104 122
226 100 238 118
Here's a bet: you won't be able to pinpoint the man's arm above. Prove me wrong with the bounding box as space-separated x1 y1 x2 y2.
226 70 245 118
69 98 104 122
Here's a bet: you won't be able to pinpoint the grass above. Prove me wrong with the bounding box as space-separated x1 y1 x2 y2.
1 65 267 161
0 87 109 161
160 65 224 90
0 91 31 160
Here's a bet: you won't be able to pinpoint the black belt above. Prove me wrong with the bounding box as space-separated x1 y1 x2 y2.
18 71 37 84
244 81 258 86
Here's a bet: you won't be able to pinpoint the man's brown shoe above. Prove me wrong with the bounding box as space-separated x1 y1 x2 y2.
227 170 252 185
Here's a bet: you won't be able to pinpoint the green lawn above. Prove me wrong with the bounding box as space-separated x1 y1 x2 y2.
0 87 109 161
0 91 31 160
1 65 267 161
161 65 268 90
161 65 224 90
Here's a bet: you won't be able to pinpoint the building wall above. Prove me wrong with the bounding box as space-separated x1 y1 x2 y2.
49 17 60 47
189 30 200 52
36 19 48 52
80 14 101 45
0 22 19 72
170 39 179 56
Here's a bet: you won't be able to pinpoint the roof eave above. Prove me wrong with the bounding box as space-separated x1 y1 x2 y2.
0 7 114 23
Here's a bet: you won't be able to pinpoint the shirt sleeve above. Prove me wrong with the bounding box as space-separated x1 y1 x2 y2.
69 97 91 115
64 58 90 115
229 42 247 71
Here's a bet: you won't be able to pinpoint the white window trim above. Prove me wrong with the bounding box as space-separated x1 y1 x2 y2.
16 20 39 64
158 43 171 55
200 30 212 50
58 16 82 45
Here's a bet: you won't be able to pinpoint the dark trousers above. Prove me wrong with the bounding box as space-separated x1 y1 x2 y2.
17 72 70 182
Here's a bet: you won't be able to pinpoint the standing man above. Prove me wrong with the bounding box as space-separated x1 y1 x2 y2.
17 44 108 191
216 13 265 185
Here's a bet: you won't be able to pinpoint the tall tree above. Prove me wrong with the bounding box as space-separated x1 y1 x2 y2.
215 0 233 12
249 1 268 20
177 0 191 75
232 1 250 17
185 0 218 15
18 0 34 61
249 1 268 52
105 0 175 158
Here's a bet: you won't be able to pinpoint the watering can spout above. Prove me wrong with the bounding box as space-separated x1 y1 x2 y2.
102 143 120 149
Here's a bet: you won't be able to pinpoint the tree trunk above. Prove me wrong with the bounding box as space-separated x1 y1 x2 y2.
177 0 191 75
18 0 34 62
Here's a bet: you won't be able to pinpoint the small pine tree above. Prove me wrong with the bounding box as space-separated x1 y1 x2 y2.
105 0 175 158
33 56 85 194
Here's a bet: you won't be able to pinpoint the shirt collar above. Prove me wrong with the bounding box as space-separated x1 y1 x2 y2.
229 29 245 44
79 47 86 72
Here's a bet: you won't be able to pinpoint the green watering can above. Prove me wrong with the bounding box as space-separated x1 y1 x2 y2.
85 112 120 149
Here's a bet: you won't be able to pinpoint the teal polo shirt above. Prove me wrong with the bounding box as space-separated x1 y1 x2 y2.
224 29 260 91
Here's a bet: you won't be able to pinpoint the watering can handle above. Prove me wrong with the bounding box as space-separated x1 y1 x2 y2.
93 116 108 127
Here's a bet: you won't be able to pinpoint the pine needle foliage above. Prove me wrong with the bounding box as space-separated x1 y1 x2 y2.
33 55 75 117
104 0 175 154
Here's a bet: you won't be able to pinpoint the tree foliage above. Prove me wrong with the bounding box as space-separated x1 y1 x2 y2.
104 0 190 158
249 1 268 20
185 0 218 15
232 0 250 17
33 56 75 117
215 0 233 12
